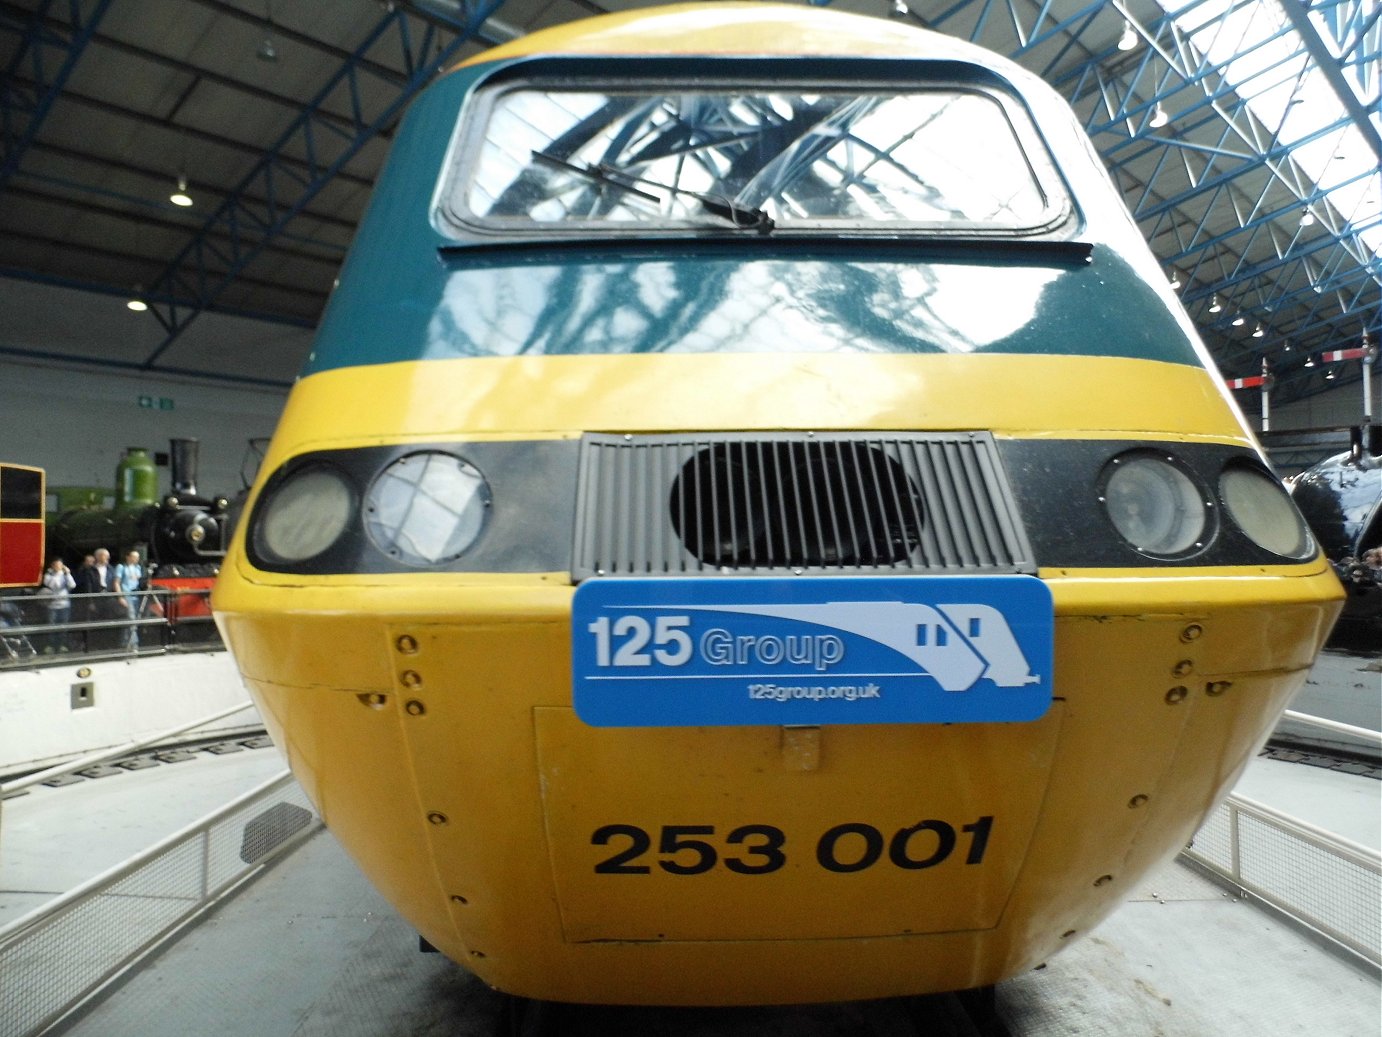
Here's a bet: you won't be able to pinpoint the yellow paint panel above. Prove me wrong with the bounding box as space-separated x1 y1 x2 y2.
457 2 971 67
534 705 1062 941
264 354 1245 472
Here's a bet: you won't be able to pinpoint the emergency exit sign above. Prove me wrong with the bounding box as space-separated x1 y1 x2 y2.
138 395 174 410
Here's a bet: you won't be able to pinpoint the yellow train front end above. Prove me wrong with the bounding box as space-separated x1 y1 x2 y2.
214 4 1342 1007
214 351 1340 1004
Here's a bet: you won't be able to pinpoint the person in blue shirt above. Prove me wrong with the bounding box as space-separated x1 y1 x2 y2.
114 549 144 651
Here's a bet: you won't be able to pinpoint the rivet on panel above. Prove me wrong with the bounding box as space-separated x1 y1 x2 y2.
1205 681 1232 697
405 700 427 717
427 812 448 826
396 634 418 655
1165 686 1188 704
401 670 423 689
1172 660 1193 677
1094 874 1114 887
1179 624 1204 643
1128 794 1150 809
470 950 486 959
357 693 388 709
450 894 469 905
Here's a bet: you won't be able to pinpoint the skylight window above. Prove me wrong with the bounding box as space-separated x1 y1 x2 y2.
1156 0 1380 257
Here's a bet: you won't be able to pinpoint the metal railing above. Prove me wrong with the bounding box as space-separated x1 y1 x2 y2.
1183 709 1382 969
0 771 319 1037
0 588 222 668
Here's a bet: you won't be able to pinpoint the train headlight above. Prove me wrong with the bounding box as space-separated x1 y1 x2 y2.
1100 452 1208 557
364 451 490 566
1219 464 1313 558
253 465 355 563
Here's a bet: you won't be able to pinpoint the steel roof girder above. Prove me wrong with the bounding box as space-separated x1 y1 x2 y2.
0 0 113 189
1179 218 1381 307
1150 166 1378 264
1117 112 1352 217
1277 0 1382 165
139 0 508 370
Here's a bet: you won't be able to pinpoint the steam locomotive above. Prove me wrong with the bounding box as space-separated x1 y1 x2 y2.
46 438 231 577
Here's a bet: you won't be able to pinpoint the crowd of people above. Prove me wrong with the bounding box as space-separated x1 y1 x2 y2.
35 547 149 652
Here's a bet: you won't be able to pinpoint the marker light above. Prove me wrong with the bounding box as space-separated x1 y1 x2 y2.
1101 453 1208 556
1220 465 1313 559
364 451 490 566
253 465 355 563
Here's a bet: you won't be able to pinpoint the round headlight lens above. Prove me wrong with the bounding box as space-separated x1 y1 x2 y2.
1102 453 1208 556
364 452 490 566
1220 465 1313 558
253 466 355 563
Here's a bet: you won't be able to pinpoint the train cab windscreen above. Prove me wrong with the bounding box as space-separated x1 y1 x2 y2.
441 84 1071 235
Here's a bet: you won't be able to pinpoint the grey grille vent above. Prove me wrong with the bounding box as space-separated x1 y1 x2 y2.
573 432 1035 580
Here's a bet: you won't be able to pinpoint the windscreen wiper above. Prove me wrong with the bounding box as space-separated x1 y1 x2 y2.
531 150 774 233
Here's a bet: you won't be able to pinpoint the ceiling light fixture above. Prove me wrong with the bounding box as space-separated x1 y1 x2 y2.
1209 294 1221 313
891 0 910 18
1167 268 1181 290
1299 208 1315 227
169 173 193 207
1232 315 1246 327
1303 354 1315 368
1118 19 1138 51
1252 323 1264 338
126 296 148 312
1325 368 1336 380
259 0 278 61
1149 103 1169 128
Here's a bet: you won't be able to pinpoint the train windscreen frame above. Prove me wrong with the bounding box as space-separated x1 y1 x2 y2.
436 78 1073 239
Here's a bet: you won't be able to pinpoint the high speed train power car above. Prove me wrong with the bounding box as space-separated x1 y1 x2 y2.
213 3 1343 1006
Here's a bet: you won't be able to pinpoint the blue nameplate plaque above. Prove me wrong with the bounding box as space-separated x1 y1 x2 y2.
571 576 1053 727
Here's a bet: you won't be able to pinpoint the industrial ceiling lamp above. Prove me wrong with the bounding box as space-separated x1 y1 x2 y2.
258 0 278 61
890 0 909 18
126 288 148 313
1299 207 1315 227
1167 268 1181 290
1149 102 1169 128
1303 354 1315 368
1252 323 1265 338
1209 294 1222 313
1117 19 1138 51
1231 314 1246 327
169 173 193 207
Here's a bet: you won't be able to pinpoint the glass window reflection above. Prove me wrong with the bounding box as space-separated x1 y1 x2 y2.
453 87 1065 232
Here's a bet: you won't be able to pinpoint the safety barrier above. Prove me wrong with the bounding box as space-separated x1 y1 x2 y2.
1182 711 1381 968
0 588 222 668
0 772 318 1037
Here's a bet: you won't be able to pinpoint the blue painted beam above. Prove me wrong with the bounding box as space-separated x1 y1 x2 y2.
0 0 114 189
0 265 318 329
0 343 294 390
139 0 506 370
1277 0 1382 165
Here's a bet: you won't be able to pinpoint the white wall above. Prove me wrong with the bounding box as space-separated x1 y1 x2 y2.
1265 364 1381 430
0 357 288 497
0 277 304 496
